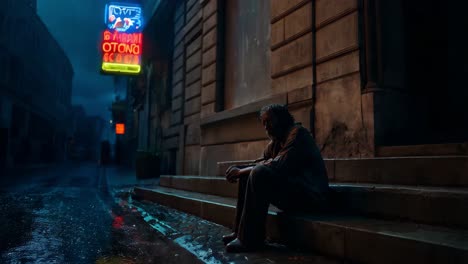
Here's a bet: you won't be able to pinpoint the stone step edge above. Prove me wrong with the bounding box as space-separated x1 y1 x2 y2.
158 175 468 229
216 157 468 186
160 175 468 198
160 175 468 194
133 186 468 264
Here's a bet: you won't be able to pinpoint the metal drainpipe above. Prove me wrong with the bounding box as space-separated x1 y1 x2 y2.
311 0 317 139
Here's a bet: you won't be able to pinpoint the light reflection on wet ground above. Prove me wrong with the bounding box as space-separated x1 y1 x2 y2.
118 191 339 264
0 164 339 264
0 164 203 264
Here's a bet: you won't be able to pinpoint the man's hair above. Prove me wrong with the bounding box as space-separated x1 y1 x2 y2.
259 104 295 128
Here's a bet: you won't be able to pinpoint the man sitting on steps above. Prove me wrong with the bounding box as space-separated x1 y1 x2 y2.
223 104 330 253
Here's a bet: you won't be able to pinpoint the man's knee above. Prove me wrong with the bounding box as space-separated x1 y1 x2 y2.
248 165 280 197
249 165 272 183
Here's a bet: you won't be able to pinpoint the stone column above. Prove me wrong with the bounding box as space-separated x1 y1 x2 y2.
361 0 383 156
362 0 382 91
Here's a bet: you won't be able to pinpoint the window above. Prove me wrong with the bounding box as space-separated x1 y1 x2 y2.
224 0 271 110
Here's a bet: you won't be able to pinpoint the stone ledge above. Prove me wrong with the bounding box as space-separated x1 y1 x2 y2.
216 156 468 186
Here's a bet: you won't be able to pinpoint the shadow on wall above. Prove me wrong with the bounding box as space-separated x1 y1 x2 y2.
319 122 373 158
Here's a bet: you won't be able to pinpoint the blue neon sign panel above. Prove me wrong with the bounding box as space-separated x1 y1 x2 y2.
105 3 143 33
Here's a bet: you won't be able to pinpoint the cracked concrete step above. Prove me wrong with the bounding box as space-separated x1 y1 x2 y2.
160 175 468 229
132 186 468 264
217 156 468 186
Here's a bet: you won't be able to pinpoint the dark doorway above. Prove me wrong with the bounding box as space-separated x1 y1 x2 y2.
376 0 468 146
0 128 8 168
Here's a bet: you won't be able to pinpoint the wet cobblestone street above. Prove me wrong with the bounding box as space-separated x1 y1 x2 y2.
113 190 338 264
0 164 203 264
0 163 339 264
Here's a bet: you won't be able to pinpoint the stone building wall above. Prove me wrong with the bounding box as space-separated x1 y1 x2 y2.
163 0 204 175
136 0 468 173
156 0 374 176
271 0 372 158
313 0 372 157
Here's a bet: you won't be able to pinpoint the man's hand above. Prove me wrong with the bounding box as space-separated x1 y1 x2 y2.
258 158 273 166
225 166 241 183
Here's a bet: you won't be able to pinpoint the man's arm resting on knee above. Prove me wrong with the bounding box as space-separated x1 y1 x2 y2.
225 166 254 183
225 157 274 183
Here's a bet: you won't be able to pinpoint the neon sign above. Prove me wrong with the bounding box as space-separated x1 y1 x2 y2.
101 2 143 75
115 123 125 135
105 3 143 33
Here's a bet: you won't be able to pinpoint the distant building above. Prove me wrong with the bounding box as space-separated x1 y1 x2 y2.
68 106 106 161
0 0 73 168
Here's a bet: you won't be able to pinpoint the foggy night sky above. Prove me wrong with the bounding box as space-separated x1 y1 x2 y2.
37 0 115 120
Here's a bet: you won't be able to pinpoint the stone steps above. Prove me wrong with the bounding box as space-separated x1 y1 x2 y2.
125 190 340 264
159 175 468 229
133 186 468 264
217 156 468 187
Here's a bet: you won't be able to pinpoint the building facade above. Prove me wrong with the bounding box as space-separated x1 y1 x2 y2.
0 0 74 168
126 0 468 176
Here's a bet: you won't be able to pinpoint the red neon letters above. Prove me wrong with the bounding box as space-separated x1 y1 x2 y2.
101 30 142 65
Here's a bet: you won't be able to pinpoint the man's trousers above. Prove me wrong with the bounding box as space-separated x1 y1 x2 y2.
232 165 323 247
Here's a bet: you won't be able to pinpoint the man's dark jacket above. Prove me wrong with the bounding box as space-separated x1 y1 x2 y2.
261 124 329 203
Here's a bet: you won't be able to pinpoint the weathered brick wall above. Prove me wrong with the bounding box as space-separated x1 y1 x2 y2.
200 0 218 118
271 0 372 158
164 0 203 175
270 0 372 158
271 0 313 96
159 0 468 175
197 0 272 176
270 0 314 135
223 0 271 110
182 0 203 175
314 0 372 157
162 0 374 176
160 1 184 174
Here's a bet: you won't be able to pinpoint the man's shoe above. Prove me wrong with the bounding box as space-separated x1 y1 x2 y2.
222 232 237 245
226 238 263 253
225 238 248 253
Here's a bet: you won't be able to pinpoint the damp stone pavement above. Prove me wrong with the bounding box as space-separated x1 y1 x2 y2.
107 166 341 264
